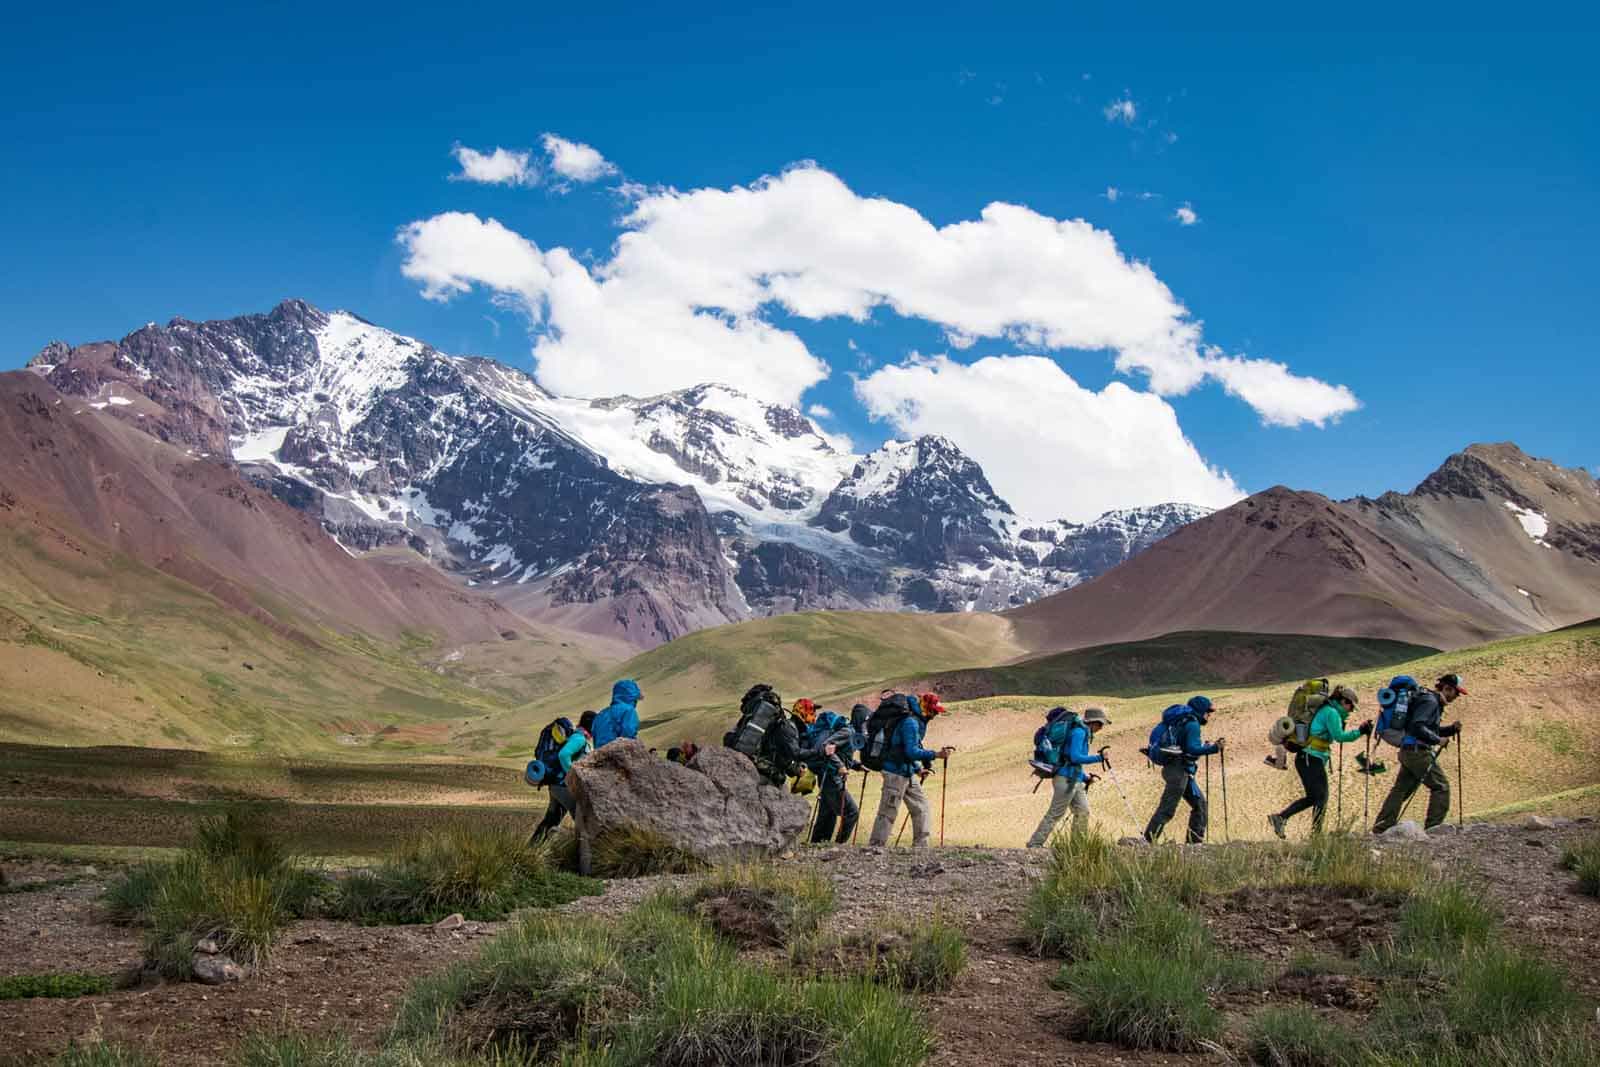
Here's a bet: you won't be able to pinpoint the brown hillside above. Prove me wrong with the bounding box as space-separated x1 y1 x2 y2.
1008 444 1600 654
0 372 510 644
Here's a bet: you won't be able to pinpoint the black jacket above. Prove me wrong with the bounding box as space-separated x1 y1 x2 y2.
1404 689 1447 747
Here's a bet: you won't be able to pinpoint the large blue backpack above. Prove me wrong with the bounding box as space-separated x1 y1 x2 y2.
803 711 850 769
1375 676 1419 747
1145 705 1195 767
525 715 576 788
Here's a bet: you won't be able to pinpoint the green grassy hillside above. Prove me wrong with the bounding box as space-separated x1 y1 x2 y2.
0 529 622 757
482 609 1023 753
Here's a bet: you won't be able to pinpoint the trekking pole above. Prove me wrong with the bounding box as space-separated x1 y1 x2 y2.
939 753 949 847
895 810 911 846
1456 728 1464 830
1337 741 1345 827
1102 752 1140 828
852 771 867 845
1219 743 1231 843
805 795 819 842
1363 732 1372 829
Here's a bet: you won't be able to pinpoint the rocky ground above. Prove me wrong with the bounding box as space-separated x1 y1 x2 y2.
1 818 1596 1066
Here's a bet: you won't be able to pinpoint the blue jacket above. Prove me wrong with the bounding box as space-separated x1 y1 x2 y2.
592 680 641 748
884 713 938 778
1049 720 1104 783
1169 714 1219 773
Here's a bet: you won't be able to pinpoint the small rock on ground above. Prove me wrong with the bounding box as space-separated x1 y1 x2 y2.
190 955 244 985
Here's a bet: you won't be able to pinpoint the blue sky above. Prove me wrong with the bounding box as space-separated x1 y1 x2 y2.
3 4 1595 519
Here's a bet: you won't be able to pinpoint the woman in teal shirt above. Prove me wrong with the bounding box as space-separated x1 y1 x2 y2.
1269 686 1371 837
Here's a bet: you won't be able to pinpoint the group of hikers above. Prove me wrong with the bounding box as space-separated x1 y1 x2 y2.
522 668 1471 848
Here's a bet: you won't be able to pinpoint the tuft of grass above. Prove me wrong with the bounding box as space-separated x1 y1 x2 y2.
0 972 116 1000
331 825 600 925
1247 1004 1360 1067
872 916 967 993
1395 882 1498 957
686 863 836 944
1559 833 1600 897
1059 945 1222 1051
584 826 707 879
394 889 931 1066
1363 1021 1600 1067
1441 945 1579 1044
49 1042 161 1067
99 809 327 979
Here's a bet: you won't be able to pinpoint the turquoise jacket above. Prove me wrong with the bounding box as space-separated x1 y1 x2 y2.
557 730 593 776
1303 703 1362 762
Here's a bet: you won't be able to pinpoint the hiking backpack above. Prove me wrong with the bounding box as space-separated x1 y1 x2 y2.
1282 678 1331 752
1031 707 1084 775
1144 705 1195 767
726 687 783 758
1375 676 1420 747
525 715 576 788
860 694 916 771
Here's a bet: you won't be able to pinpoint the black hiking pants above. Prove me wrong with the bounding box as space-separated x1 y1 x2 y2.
530 783 575 844
1144 763 1207 844
1278 752 1330 831
811 774 859 844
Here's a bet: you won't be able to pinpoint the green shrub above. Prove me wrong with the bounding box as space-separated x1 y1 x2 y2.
874 916 967 993
1059 945 1221 1051
0 972 116 1000
1247 1004 1359 1066
586 826 707 878
332 825 600 924
49 1042 160 1067
686 863 835 944
101 862 164 924
1442 945 1579 1043
99 810 325 979
394 890 932 1066
1560 834 1600 897
1395 883 1497 957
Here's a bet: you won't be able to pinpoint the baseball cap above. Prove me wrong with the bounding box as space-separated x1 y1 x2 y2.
1438 673 1468 695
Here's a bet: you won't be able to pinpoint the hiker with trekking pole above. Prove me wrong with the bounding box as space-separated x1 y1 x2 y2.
1267 684 1372 839
1025 707 1111 847
1371 673 1468 833
864 692 954 848
795 699 862 844
1141 696 1224 844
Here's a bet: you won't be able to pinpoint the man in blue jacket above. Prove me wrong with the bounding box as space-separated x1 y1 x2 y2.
1143 695 1225 844
1026 707 1110 847
867 693 955 848
591 679 641 749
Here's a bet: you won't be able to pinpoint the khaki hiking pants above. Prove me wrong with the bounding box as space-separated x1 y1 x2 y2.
1373 747 1450 831
869 771 931 847
1027 776 1090 847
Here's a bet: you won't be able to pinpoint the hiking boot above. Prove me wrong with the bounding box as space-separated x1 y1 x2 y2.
1267 813 1288 840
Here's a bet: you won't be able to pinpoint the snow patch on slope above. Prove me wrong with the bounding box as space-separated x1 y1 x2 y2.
1504 501 1550 547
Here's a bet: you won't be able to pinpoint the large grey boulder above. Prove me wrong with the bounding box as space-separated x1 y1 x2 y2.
568 740 810 874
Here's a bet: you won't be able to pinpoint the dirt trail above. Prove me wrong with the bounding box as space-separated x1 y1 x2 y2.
2 819 1597 1065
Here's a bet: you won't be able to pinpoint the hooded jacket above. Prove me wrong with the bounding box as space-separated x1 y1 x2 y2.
592 680 641 748
884 711 939 778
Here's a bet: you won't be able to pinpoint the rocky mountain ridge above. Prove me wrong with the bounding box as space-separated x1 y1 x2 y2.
27 300 1207 645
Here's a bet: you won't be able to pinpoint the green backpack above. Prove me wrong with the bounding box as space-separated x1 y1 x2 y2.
1283 679 1330 752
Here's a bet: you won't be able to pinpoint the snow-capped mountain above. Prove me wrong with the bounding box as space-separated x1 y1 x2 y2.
28 301 1210 645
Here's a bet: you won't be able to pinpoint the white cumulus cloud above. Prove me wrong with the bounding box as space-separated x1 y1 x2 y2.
1203 354 1360 428
450 145 537 186
542 134 617 183
1174 202 1199 226
1104 97 1137 124
806 403 833 419
857 354 1243 521
398 159 1354 428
